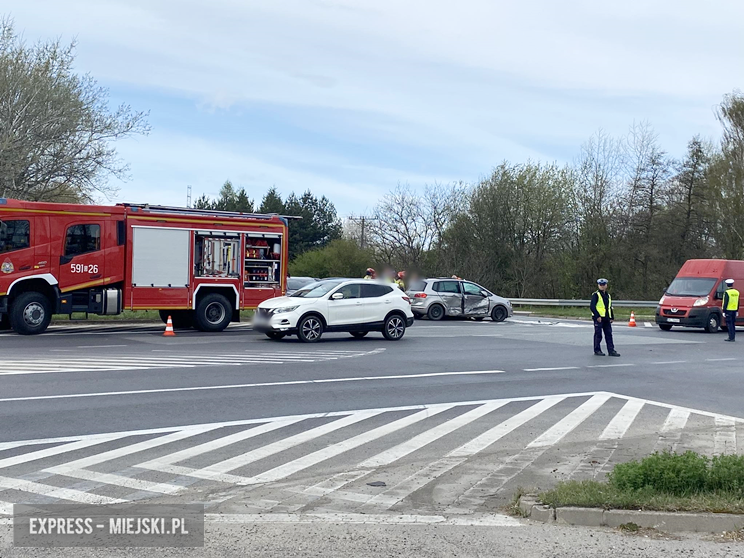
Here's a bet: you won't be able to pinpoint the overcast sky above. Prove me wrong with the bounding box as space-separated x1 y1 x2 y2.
9 0 744 215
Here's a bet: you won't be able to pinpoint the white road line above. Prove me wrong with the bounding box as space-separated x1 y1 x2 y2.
450 397 566 457
654 408 691 453
599 399 645 440
244 405 456 486
644 322 653 328
0 435 130 469
75 345 128 349
586 363 635 368
54 468 184 495
528 394 611 448
0 475 125 504
141 413 382 481
352 397 566 511
652 361 688 365
359 401 509 469
714 417 737 455
45 427 221 473
0 371 506 403
707 358 737 362
198 412 388 476
523 367 579 372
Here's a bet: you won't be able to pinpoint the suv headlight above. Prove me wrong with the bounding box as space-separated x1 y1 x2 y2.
659 295 665 305
273 306 299 314
693 296 709 307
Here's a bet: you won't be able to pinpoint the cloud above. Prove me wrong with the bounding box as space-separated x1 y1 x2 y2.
8 0 744 210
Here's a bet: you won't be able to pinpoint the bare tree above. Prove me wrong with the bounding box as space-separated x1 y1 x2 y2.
0 18 149 202
367 182 465 272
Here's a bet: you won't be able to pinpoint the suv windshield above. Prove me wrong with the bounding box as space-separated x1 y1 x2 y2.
290 280 343 298
665 277 717 297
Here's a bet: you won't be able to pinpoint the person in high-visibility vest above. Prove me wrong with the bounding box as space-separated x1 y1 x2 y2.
590 278 620 357
723 279 740 342
364 268 376 280
395 270 406 290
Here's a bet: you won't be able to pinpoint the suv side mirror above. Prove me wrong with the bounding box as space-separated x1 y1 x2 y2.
331 292 344 300
715 291 724 300
480 290 489 297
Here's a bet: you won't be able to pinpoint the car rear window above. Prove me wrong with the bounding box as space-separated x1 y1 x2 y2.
433 281 461 293
361 284 393 298
408 280 427 292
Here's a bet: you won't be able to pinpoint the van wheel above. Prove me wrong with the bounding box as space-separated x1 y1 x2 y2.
491 306 508 322
427 304 445 321
658 324 673 331
194 294 232 332
10 291 52 335
265 332 286 340
298 315 323 343
706 313 721 334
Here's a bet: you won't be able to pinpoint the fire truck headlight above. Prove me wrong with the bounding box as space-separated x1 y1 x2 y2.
274 306 299 314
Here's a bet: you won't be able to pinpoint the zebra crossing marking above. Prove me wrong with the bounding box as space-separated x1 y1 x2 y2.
0 348 386 377
0 391 742 516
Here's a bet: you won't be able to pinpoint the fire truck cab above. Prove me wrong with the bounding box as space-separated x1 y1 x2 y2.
0 198 289 335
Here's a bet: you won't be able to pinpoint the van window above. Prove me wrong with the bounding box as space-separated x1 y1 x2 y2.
433 281 461 294
65 224 101 257
666 277 717 297
0 220 30 254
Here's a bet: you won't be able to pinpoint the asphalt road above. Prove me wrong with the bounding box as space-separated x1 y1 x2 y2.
1 316 743 555
0 316 740 440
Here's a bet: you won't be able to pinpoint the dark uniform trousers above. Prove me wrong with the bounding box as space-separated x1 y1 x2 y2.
726 311 737 341
594 319 615 353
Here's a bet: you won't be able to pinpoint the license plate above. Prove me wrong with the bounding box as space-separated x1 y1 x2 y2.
666 318 681 323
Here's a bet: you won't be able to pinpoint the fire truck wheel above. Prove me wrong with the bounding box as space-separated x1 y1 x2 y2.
10 291 52 335
194 294 232 332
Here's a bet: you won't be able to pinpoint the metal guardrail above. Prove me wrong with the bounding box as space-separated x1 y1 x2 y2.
510 298 658 308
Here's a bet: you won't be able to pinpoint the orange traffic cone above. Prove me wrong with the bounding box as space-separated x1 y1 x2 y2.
163 316 176 336
628 312 637 327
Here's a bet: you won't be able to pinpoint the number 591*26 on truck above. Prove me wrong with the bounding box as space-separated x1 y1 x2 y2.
0 198 290 335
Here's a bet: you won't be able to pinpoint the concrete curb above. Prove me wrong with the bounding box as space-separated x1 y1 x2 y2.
518 497 744 533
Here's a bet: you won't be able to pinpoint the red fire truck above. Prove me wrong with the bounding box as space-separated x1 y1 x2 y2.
0 198 289 335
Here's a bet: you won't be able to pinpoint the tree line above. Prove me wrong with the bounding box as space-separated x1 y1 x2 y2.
334 92 744 300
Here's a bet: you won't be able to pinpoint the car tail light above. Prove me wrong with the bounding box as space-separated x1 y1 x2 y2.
414 293 427 298
402 296 411 304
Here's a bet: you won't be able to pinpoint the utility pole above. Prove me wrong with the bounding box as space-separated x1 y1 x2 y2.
186 185 192 208
348 216 378 250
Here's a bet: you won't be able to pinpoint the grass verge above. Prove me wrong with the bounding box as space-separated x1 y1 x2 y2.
540 480 744 514
514 305 655 321
540 452 744 514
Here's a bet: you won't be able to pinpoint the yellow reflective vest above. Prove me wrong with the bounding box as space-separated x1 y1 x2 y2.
594 290 612 318
724 288 740 312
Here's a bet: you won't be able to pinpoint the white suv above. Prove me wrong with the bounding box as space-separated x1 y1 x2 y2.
253 279 414 343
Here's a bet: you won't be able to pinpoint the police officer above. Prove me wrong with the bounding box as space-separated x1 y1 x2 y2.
723 279 739 342
590 278 620 357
